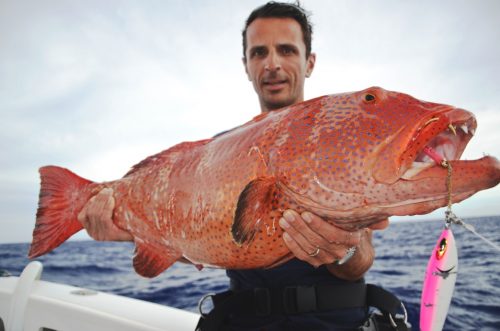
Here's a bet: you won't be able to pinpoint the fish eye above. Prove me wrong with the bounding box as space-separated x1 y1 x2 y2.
436 238 448 260
364 93 376 103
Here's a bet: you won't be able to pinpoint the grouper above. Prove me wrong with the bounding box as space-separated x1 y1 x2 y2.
29 87 500 277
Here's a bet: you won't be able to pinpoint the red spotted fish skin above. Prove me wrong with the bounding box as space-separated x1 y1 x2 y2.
29 87 500 277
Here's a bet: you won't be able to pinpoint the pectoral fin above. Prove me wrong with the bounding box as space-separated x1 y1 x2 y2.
231 177 280 246
133 240 180 278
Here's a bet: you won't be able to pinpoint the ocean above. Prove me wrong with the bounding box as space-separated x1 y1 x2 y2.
1 216 499 330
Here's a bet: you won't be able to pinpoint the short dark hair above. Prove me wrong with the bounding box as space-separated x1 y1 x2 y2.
242 1 313 59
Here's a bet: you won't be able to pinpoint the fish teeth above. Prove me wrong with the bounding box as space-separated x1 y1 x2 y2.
460 124 468 135
448 124 457 136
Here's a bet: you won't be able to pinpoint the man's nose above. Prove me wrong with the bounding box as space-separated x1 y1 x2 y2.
264 51 281 71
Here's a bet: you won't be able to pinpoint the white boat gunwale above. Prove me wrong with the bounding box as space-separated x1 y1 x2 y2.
0 261 200 331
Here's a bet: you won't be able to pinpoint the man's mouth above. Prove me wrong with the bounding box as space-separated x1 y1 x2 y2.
262 79 288 91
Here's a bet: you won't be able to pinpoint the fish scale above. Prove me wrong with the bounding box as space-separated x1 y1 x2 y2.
29 87 500 277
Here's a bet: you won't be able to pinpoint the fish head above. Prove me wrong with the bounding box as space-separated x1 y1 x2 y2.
355 87 476 184
275 87 499 226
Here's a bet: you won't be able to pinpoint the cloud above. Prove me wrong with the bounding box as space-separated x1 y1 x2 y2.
1 0 499 243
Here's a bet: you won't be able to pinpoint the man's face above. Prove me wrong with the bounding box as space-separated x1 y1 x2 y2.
243 18 316 113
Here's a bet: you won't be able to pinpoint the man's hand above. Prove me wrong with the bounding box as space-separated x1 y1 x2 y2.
77 188 133 241
279 210 388 280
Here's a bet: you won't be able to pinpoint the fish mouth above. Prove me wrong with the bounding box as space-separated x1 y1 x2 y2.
399 109 477 180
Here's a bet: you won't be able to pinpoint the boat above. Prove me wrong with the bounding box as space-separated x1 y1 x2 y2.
0 261 200 331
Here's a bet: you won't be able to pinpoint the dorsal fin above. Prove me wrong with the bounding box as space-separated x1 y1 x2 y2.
124 139 211 177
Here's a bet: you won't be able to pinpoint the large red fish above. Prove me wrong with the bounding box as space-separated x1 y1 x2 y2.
29 87 500 277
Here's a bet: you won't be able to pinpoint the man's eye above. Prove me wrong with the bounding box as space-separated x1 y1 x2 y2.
280 46 297 56
251 48 267 58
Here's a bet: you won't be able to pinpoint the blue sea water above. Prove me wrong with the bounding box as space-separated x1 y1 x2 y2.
1 216 499 330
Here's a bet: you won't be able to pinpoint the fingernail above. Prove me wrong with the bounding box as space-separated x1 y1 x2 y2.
283 210 295 222
283 232 291 241
279 218 289 229
302 212 312 223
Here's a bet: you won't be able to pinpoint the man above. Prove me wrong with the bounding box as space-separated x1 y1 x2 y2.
79 2 396 330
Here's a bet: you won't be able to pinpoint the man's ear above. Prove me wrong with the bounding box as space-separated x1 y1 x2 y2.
305 52 316 78
242 57 252 81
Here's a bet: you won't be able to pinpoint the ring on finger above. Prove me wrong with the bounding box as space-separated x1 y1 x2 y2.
308 246 320 257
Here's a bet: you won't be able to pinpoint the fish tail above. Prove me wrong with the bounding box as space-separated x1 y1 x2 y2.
29 166 95 258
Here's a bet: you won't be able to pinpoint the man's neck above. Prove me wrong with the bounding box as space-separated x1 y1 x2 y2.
259 95 305 113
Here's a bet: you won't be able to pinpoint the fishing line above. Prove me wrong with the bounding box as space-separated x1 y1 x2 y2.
443 161 500 252
445 209 500 252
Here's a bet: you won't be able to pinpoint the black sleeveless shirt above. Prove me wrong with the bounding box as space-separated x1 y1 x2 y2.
224 259 368 331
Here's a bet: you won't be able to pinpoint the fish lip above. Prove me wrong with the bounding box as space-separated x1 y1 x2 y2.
400 108 477 180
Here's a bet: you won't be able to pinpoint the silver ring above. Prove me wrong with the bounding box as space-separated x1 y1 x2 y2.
308 247 320 257
334 246 357 265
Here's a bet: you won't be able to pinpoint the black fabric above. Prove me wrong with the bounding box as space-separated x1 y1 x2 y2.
227 259 350 290
196 259 378 330
222 259 368 330
366 284 402 316
195 282 406 331
212 282 366 316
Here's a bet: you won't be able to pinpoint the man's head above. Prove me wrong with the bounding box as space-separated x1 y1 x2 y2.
242 2 316 112
242 2 313 59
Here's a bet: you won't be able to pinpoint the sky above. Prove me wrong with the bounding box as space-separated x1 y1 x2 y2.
1 0 499 244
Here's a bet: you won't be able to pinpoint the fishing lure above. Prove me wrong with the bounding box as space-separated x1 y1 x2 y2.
420 157 457 331
419 155 500 330
420 215 458 331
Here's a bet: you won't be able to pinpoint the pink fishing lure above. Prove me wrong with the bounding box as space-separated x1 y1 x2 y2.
420 227 458 331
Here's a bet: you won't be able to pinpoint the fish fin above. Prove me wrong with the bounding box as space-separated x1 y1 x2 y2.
29 166 93 258
265 252 294 269
133 240 180 278
232 177 279 246
124 140 211 177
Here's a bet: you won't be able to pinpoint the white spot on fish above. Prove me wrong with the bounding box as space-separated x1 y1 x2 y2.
265 218 277 237
124 211 132 228
312 175 339 193
181 230 186 239
248 146 268 168
153 211 161 230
